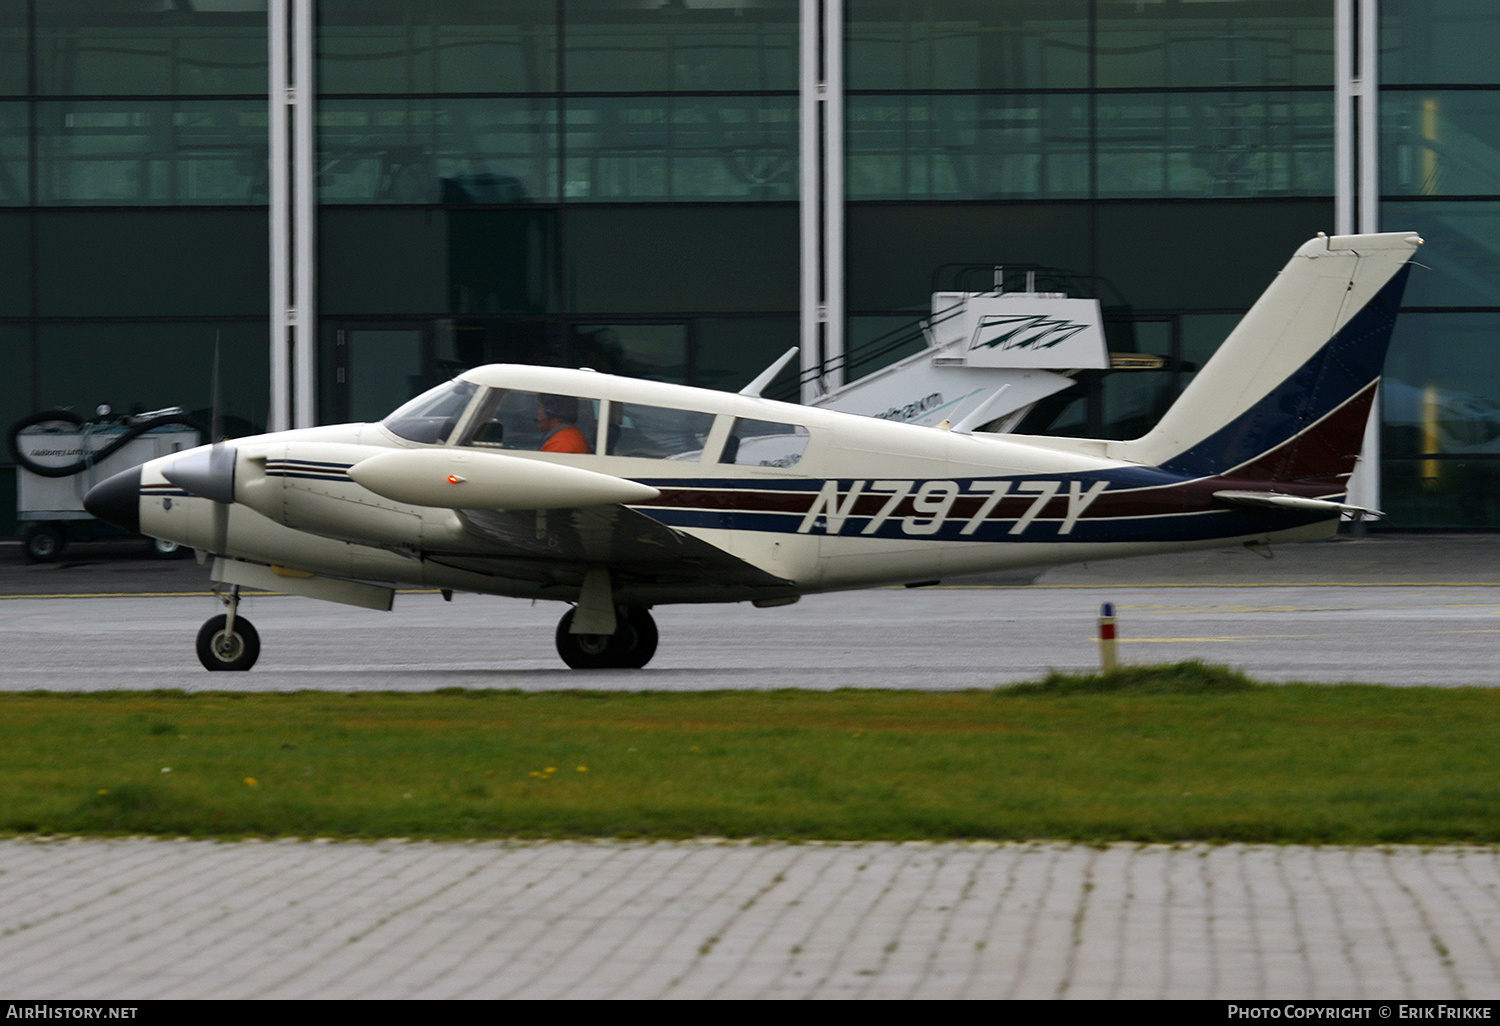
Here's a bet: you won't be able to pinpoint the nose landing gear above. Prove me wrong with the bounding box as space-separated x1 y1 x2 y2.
196 585 260 671
555 606 657 669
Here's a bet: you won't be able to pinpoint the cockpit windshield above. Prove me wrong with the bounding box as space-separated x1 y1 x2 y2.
380 379 477 444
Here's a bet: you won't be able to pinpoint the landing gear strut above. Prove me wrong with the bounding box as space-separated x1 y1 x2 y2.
196 585 260 671
554 606 657 669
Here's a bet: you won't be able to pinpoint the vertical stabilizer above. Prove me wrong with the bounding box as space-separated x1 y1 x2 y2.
1110 232 1421 482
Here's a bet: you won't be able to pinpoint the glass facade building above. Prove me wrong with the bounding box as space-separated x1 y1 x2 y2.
1 1 1498 532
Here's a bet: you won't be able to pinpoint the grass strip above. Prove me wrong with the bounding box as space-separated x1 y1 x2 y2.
2 662 1498 845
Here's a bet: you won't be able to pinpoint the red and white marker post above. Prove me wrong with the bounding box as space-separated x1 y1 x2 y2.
1098 601 1119 673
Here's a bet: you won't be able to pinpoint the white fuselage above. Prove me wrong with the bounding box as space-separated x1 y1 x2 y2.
131 364 1332 607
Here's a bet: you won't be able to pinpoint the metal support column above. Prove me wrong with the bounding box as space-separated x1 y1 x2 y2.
799 0 844 403
293 0 317 429
1339 0 1384 517
268 0 290 431
269 0 317 430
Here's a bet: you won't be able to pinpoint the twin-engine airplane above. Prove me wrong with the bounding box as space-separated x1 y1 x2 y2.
86 232 1421 671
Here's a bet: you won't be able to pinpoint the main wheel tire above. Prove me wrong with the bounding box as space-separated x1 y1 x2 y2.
196 614 261 671
22 524 65 563
147 536 188 559
554 607 658 669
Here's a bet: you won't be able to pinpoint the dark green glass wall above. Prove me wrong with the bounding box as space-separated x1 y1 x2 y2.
312 0 801 422
3 2 271 518
845 1 1337 446
1379 0 1500 527
8 2 1498 534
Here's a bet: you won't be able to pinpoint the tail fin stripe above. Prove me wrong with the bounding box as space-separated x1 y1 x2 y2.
1158 263 1409 478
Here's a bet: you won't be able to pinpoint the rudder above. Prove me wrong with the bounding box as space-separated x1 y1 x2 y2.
1112 232 1421 483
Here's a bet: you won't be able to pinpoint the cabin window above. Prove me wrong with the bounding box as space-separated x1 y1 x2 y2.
719 418 810 467
380 379 477 444
604 403 715 460
460 389 599 454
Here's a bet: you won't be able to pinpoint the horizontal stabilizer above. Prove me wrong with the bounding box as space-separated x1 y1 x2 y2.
1213 489 1383 520
349 448 660 510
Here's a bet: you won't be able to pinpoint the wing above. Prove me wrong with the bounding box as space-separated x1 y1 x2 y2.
422 504 794 604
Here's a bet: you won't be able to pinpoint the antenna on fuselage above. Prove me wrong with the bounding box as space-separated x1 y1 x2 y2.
739 347 799 398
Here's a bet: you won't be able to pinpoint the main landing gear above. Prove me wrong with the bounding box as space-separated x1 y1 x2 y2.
187 588 651 672
196 585 260 671
554 606 657 669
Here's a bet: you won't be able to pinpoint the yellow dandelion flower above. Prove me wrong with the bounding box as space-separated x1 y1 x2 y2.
97 789 109 796
544 767 556 774
244 777 258 787
576 766 588 773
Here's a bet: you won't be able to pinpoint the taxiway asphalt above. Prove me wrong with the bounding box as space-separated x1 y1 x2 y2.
2 534 1499 689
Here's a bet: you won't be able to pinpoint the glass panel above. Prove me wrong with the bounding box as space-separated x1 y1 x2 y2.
433 319 557 377
36 209 268 317
381 378 477 444
1099 369 1176 440
319 98 559 204
0 212 29 314
846 315 926 381
1382 91 1500 198
0 103 28 206
564 0 797 92
0 4 25 96
846 204 1094 313
1380 310 1500 527
720 418 809 468
1094 202 1334 311
36 321 269 437
693 317 799 396
562 207 798 314
1178 314 1243 380
462 388 598 454
321 209 558 317
319 0 558 94
1380 202 1500 308
1096 92 1333 199
563 96 796 202
846 0 1088 91
847 94 1089 201
1096 0 1332 89
605 402 714 461
0 325 32 434
36 1 268 95
1382 0 1500 87
1381 459 1500 528
567 324 687 383
1382 313 1500 460
35 100 268 206
347 328 426 425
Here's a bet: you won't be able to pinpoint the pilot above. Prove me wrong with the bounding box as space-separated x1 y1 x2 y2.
536 394 591 454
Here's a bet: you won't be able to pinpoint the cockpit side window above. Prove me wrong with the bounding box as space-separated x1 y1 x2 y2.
719 418 810 468
604 403 715 460
459 389 598 454
380 379 477 444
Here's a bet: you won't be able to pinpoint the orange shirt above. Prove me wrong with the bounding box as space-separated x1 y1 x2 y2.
541 423 591 454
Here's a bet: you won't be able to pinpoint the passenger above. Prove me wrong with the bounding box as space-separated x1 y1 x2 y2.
536 394 592 454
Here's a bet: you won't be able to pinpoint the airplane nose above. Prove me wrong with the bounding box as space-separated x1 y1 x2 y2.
83 466 142 534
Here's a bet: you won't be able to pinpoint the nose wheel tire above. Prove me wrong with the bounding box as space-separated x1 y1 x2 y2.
196 613 261 671
555 607 658 669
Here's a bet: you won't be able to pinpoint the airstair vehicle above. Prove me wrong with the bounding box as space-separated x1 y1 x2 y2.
10 406 204 562
805 270 1125 432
